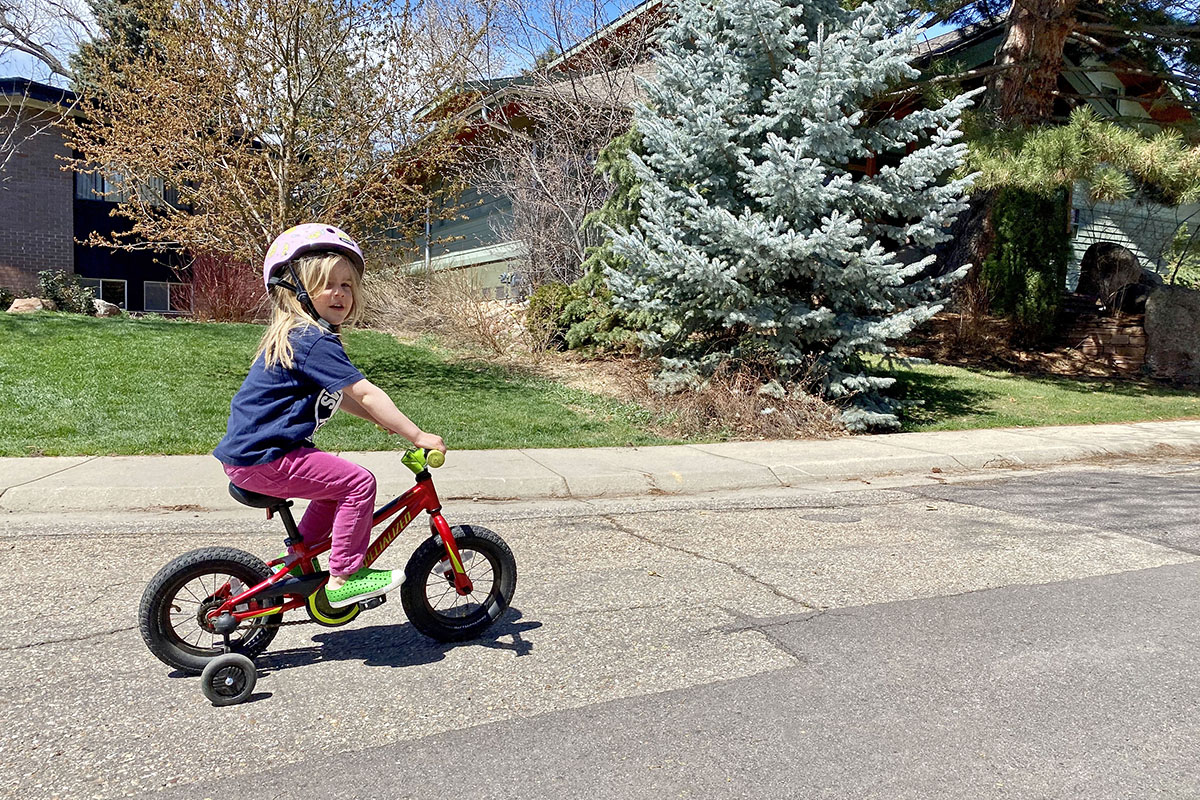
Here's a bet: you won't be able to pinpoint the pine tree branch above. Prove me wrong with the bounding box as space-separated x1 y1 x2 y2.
923 63 1010 84
1074 22 1200 48
883 63 1009 99
1074 22 1200 39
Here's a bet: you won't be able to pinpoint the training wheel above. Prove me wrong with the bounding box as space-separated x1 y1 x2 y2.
200 652 257 706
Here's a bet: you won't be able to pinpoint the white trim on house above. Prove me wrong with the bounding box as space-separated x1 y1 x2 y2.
406 240 527 274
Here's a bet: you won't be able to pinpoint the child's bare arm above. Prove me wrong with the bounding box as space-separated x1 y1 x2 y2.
338 392 371 421
343 379 446 453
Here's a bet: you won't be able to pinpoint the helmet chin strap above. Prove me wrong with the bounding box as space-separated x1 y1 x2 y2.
268 263 339 333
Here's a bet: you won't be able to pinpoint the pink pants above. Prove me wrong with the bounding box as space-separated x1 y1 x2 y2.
224 447 377 576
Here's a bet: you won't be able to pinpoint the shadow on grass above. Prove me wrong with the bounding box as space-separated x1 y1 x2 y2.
878 368 998 430
1021 373 1200 399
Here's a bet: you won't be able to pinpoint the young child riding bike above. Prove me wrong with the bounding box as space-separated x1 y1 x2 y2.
213 223 446 609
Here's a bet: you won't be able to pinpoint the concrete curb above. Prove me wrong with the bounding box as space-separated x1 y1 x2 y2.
2 421 1199 514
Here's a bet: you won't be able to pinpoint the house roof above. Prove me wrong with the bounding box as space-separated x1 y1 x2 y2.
541 0 663 74
910 20 1005 61
0 77 76 108
431 4 1196 132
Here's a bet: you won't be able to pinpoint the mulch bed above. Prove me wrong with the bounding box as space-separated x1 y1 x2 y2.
896 311 1139 380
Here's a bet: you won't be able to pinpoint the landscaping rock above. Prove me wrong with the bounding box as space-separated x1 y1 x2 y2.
1111 282 1155 314
1076 243 1146 309
7 297 57 313
92 298 122 317
1145 284 1200 383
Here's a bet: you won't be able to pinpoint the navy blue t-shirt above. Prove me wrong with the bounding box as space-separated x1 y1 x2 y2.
213 326 365 466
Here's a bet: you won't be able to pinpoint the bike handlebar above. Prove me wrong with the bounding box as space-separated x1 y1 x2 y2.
401 447 445 474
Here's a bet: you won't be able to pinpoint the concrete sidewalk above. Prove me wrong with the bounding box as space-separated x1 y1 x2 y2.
2 420 1199 514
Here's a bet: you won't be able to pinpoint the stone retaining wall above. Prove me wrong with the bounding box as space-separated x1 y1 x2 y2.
1060 314 1147 373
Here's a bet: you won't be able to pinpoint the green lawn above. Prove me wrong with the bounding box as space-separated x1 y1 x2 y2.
0 314 670 456
881 360 1200 431
4 313 1199 456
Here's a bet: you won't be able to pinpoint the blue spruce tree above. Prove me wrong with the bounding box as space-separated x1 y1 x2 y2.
607 0 980 430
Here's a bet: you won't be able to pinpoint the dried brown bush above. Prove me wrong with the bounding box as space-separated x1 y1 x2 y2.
362 268 534 356
623 361 845 441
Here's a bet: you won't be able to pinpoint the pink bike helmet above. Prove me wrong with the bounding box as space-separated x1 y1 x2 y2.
262 223 365 292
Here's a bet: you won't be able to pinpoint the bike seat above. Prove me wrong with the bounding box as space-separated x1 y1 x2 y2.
228 482 288 509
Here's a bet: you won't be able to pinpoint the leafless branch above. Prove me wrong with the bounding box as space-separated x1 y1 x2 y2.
456 0 655 289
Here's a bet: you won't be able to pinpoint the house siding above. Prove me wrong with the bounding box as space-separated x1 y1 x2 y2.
428 184 512 261
0 111 73 293
1070 195 1200 288
412 183 519 295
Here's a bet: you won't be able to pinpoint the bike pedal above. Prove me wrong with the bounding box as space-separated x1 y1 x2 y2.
358 595 387 610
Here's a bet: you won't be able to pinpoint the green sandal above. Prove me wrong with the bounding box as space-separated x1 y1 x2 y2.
325 566 405 609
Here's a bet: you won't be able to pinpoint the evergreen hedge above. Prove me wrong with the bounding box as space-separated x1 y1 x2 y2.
981 188 1070 342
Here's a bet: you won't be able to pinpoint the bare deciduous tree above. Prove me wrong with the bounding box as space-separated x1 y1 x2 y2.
66 0 485 268
0 0 89 176
0 80 73 177
0 0 93 79
459 0 659 289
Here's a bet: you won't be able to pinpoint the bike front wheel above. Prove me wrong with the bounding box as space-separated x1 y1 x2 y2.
401 524 516 642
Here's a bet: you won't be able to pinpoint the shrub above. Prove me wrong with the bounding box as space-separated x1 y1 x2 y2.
1165 224 1200 290
0 286 14 311
626 358 844 440
179 252 266 322
525 282 577 349
38 270 96 315
980 187 1070 343
362 268 526 356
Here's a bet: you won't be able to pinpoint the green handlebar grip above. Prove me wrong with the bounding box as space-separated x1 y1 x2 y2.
426 449 445 468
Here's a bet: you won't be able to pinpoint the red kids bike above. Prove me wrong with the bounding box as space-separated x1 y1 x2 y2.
138 449 516 706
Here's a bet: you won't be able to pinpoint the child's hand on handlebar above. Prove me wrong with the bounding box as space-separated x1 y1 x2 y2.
412 431 446 455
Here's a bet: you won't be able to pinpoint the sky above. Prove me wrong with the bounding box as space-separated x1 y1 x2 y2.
1 0 963 89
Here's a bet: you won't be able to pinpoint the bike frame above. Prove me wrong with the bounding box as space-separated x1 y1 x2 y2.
210 470 473 624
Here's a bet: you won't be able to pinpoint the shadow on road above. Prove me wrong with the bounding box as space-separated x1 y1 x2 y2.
253 607 540 673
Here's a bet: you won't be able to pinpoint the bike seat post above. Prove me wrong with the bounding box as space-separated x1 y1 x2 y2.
274 501 302 548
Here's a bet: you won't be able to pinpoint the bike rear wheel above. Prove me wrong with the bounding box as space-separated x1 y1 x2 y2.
139 547 282 675
401 524 516 642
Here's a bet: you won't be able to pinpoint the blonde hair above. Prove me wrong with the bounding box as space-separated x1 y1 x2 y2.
257 252 364 369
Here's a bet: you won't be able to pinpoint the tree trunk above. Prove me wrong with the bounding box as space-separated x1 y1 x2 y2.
992 0 1081 126
935 188 998 280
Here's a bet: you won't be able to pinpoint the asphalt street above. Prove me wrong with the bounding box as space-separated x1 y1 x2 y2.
2 456 1199 799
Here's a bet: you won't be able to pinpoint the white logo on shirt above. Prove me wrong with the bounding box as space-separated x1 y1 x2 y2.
314 389 343 433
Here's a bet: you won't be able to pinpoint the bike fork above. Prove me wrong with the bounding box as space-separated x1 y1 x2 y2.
431 513 473 595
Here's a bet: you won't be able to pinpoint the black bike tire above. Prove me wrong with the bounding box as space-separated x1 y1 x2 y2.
400 525 516 642
139 547 282 675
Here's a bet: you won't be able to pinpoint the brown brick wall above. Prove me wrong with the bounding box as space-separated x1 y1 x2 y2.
0 110 73 294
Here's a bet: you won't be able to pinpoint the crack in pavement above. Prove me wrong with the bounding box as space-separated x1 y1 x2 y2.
516 450 574 497
0 624 138 652
598 514 821 610
0 456 100 501
719 606 829 663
